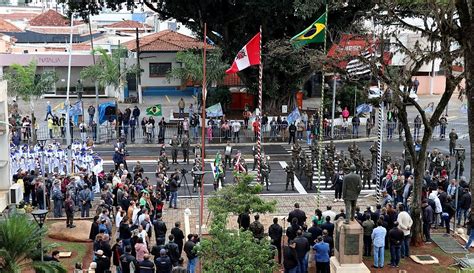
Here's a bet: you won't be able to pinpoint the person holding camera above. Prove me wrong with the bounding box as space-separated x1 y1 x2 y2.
169 171 180 209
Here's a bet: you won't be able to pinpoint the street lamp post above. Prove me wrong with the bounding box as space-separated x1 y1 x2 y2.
37 139 47 210
76 80 84 122
31 209 48 262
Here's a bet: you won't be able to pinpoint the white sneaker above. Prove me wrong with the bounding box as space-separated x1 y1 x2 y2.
334 199 338 202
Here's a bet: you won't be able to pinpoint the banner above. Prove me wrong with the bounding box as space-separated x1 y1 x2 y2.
146 104 162 116
69 101 83 116
287 108 301 124
356 103 373 115
206 103 224 117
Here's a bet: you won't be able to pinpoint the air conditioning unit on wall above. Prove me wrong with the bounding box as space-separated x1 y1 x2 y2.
9 183 23 205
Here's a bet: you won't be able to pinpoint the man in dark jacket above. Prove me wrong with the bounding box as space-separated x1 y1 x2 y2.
268 217 283 263
184 234 197 273
154 249 172 273
283 240 298 272
165 234 180 266
294 229 310 273
320 216 335 237
288 123 297 144
458 188 472 226
422 200 433 243
95 250 111 273
288 203 307 227
169 173 180 209
153 214 167 245
237 210 251 230
308 220 323 246
342 166 362 223
388 222 404 267
138 254 155 273
170 222 185 256
119 245 138 273
132 106 140 120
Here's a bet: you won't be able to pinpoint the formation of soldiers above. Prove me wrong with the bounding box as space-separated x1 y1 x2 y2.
10 139 103 176
286 140 378 191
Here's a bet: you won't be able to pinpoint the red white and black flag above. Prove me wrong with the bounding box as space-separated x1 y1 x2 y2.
226 32 261 74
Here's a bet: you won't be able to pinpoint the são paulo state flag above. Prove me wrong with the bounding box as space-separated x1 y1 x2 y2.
226 32 261 74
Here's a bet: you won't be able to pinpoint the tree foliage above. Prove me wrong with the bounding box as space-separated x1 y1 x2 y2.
0 213 66 273
167 49 227 89
80 47 136 89
207 172 277 215
196 173 277 273
2 61 57 101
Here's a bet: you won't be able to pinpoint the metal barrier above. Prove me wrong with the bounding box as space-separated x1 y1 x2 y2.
10 121 450 145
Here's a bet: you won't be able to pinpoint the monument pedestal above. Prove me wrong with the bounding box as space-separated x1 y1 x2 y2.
330 257 369 273
331 220 370 273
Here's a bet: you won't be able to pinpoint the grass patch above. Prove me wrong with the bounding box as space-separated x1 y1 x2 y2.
44 238 88 270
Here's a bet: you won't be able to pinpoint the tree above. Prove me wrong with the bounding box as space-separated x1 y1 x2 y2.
0 213 66 273
63 0 376 111
167 48 228 90
358 0 463 245
2 61 58 142
196 173 277 273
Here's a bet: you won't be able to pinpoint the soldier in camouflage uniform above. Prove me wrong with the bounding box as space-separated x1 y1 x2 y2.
170 134 180 164
457 146 465 176
324 159 335 189
292 142 302 168
369 142 378 167
362 159 372 189
342 156 352 174
181 135 190 164
305 163 313 190
261 156 271 191
348 142 357 158
285 162 295 191
326 141 336 159
159 152 169 171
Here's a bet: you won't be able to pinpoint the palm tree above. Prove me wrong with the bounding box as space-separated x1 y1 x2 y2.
0 213 66 273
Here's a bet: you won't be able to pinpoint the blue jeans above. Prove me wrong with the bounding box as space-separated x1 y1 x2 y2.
297 253 308 273
465 231 474 249
306 130 311 144
457 208 469 225
373 246 384 267
192 126 198 139
169 191 178 208
401 235 410 257
187 257 198 273
390 245 401 266
284 266 298 273
53 199 62 217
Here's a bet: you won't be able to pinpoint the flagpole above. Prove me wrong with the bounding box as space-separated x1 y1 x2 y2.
317 2 329 208
256 26 263 184
199 23 207 237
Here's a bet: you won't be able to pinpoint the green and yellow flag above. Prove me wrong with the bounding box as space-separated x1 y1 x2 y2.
146 104 162 116
290 12 327 46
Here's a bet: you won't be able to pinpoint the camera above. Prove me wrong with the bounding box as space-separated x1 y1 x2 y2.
180 169 188 175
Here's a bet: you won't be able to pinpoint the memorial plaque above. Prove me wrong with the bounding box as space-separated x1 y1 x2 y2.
344 234 360 255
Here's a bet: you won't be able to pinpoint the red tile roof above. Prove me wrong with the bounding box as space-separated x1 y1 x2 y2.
0 12 38 21
105 20 151 29
124 30 206 52
29 10 70 27
0 18 22 32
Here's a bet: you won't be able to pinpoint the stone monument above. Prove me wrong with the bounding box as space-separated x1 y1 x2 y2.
330 166 370 273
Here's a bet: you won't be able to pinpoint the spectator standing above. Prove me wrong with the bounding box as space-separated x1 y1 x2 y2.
184 234 198 273
412 77 419 93
414 115 422 140
178 98 185 118
341 107 349 121
396 204 413 258
294 229 310 273
288 203 307 227
283 240 298 273
138 254 155 273
388 222 404 268
362 214 375 257
88 105 95 125
249 214 265 240
458 188 471 226
45 101 53 120
372 220 387 269
232 120 241 143
352 115 360 138
313 236 330 273
171 222 185 256
439 115 448 139
154 249 172 273
119 245 138 273
422 199 433 243
268 217 283 263
288 123 297 144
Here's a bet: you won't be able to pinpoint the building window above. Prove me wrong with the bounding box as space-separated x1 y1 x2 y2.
149 63 172 77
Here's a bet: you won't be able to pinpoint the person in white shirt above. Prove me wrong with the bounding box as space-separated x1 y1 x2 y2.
232 120 241 143
322 205 337 223
396 204 413 258
429 191 442 228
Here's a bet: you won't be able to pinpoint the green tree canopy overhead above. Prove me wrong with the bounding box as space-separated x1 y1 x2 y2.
62 0 376 111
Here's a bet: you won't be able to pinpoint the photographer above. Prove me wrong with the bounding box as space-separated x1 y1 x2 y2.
169 170 180 209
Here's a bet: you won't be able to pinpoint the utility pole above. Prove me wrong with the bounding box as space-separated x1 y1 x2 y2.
65 12 74 170
135 28 143 104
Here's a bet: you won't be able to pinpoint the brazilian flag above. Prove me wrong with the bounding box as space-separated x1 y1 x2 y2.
214 152 221 179
146 104 162 116
290 12 327 46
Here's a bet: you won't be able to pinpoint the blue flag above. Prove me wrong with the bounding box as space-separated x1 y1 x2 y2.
69 101 83 116
287 108 301 124
356 103 373 115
